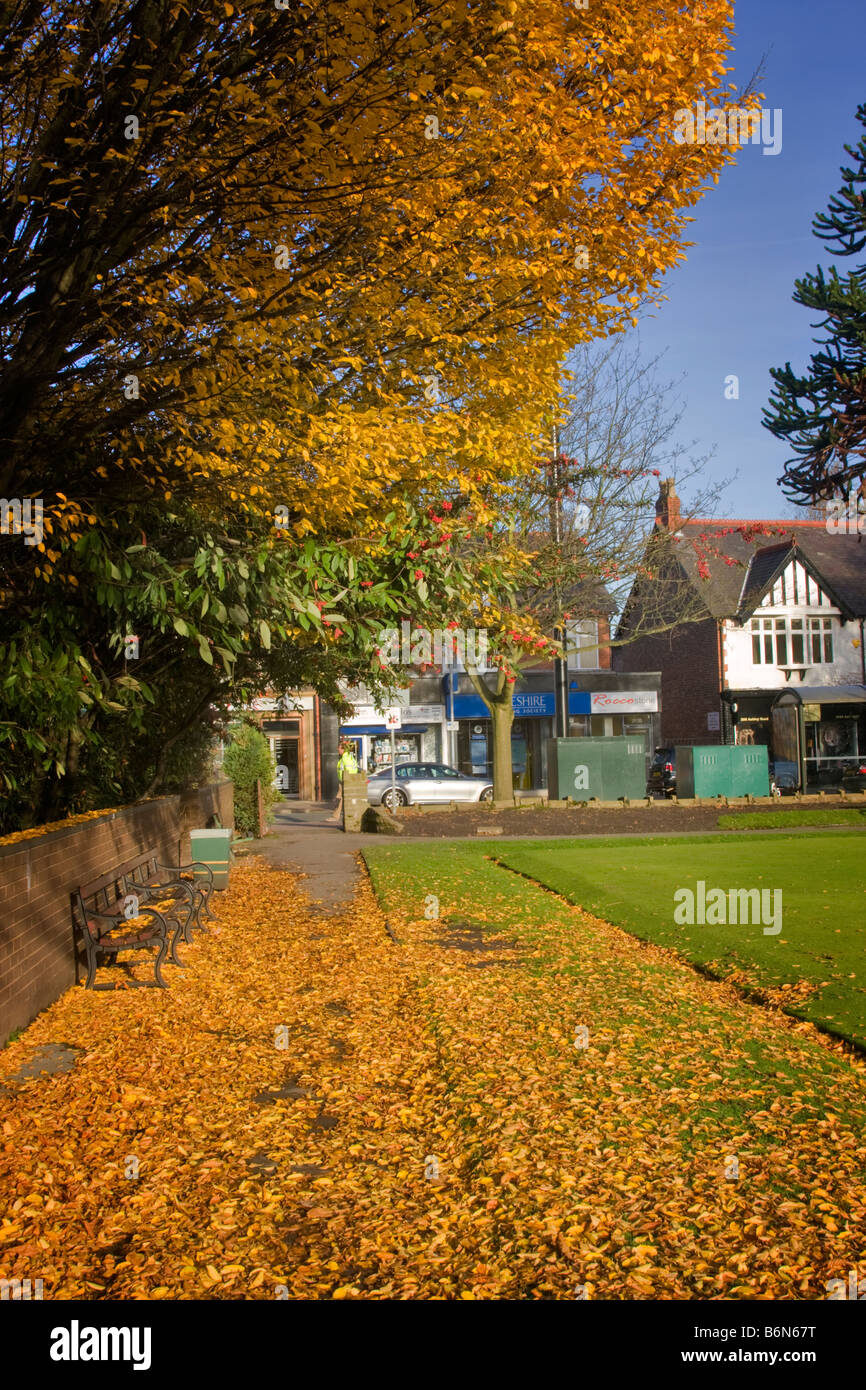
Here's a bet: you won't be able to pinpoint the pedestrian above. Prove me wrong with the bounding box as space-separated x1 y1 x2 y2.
327 739 359 824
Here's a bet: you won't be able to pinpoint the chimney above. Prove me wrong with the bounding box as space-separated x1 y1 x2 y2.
655 477 682 531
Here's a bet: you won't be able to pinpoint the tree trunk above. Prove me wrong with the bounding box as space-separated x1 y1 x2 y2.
465 667 515 802
489 697 515 802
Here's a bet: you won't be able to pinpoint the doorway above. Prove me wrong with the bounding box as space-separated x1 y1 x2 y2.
273 737 299 796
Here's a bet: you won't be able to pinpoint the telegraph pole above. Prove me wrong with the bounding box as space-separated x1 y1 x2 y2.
549 419 568 739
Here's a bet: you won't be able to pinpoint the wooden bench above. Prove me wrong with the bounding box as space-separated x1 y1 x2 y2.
72 851 214 990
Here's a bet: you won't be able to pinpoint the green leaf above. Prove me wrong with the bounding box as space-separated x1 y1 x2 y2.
173 617 190 637
198 636 214 664
259 619 271 650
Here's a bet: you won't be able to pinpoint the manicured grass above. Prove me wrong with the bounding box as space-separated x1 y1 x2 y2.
364 833 866 1047
720 807 866 830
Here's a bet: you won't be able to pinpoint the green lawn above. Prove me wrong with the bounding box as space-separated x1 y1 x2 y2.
720 807 866 830
364 833 866 1047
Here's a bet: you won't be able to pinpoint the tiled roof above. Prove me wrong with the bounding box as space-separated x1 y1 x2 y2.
671 521 866 619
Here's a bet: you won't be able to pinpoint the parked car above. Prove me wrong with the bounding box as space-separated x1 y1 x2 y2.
840 760 866 793
647 747 676 799
367 761 494 809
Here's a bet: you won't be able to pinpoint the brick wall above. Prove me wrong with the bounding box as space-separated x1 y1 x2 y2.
0 782 233 1043
613 618 723 745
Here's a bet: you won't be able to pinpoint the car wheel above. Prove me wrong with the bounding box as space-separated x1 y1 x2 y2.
382 787 407 810
479 786 494 802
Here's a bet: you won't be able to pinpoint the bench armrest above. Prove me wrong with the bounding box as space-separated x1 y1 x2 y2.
158 859 214 891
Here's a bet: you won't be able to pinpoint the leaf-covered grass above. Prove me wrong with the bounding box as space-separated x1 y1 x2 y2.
720 807 866 830
363 842 866 1296
488 833 866 1046
365 834 866 1046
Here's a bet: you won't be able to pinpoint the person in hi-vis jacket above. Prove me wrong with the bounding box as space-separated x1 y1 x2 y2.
327 740 358 823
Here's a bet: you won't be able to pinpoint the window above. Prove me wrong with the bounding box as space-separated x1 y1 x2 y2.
566 620 600 671
810 617 833 664
751 617 787 664
751 616 833 666
395 764 416 779
434 765 461 778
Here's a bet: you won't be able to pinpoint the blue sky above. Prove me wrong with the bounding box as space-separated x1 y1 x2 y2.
630 0 865 520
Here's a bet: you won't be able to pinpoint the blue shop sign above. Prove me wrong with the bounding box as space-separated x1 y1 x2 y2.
448 687 594 719
450 690 557 719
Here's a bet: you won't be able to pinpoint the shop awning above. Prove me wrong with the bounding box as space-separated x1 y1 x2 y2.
772 685 866 706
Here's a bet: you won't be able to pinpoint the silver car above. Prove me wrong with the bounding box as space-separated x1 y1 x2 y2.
367 761 494 809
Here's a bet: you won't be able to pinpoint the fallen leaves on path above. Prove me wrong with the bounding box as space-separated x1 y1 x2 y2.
0 857 864 1299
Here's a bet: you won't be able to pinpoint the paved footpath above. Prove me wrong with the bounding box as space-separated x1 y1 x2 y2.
243 803 369 913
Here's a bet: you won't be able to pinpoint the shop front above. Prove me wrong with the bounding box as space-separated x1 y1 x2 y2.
770 685 866 792
241 693 319 799
449 687 554 789
339 703 445 772
446 674 661 789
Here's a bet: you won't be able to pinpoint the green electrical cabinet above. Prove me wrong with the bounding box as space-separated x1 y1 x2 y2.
547 739 606 801
598 737 648 801
729 745 770 797
676 745 770 798
676 746 732 799
547 737 647 801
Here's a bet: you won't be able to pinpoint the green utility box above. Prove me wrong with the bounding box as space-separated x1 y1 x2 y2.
675 745 769 799
547 737 647 802
729 745 770 797
676 746 732 799
190 827 234 891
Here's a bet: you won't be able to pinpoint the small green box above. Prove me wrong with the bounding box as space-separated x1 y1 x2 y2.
190 828 233 891
729 745 770 797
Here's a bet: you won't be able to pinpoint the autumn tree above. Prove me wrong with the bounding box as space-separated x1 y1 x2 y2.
1 0 742 827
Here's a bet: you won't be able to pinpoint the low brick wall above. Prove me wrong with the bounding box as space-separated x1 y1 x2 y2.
0 782 234 1043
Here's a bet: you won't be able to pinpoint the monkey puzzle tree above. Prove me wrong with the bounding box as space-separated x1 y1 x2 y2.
764 103 866 506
